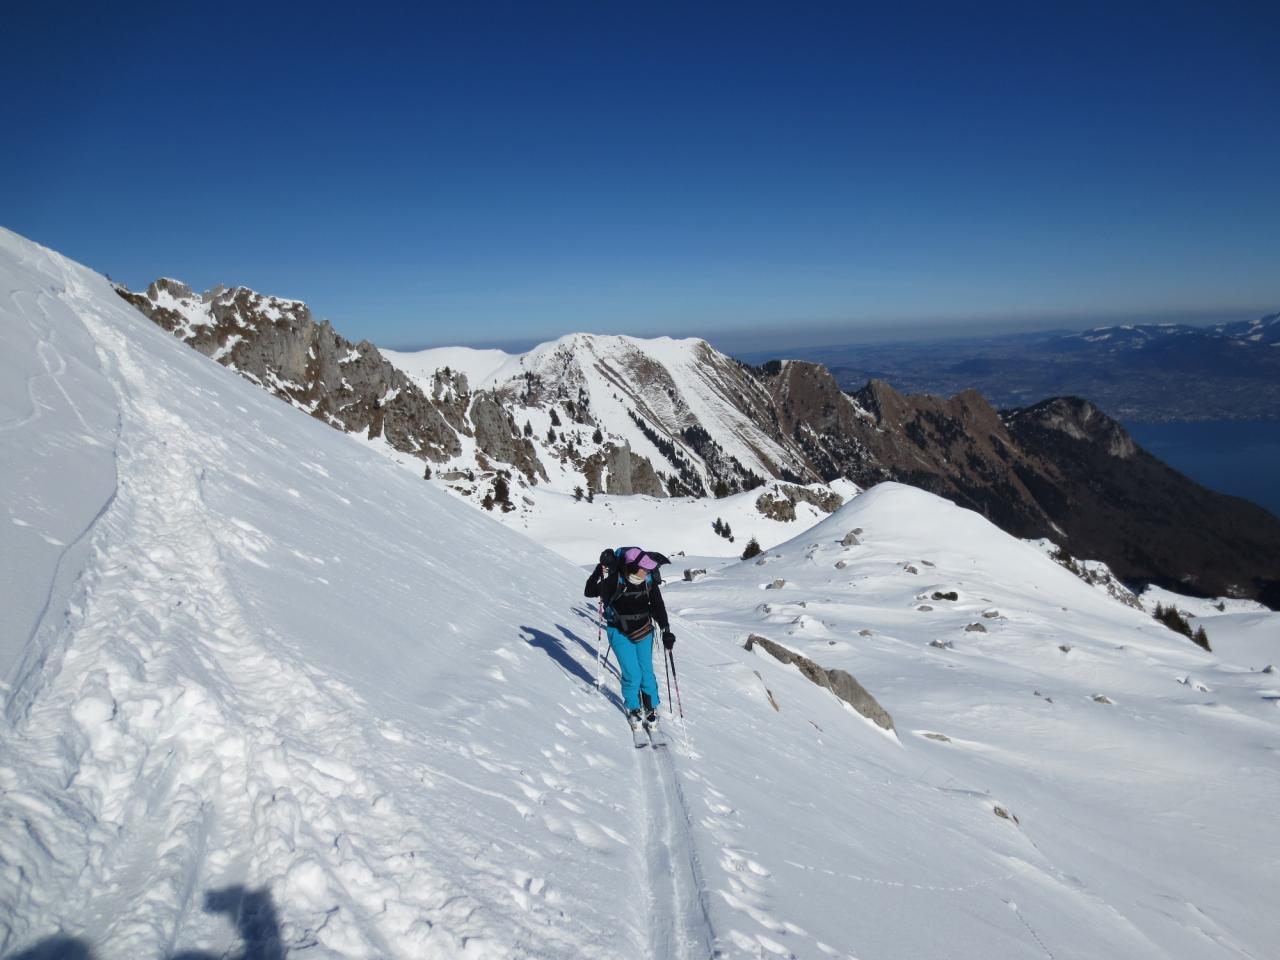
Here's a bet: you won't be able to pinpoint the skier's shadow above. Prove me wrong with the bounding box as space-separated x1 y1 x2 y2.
9 885 284 960
172 885 284 960
520 625 622 710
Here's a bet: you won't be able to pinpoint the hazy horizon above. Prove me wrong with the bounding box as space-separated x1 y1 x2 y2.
375 303 1275 356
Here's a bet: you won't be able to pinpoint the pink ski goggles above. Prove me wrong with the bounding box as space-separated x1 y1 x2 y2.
623 548 658 570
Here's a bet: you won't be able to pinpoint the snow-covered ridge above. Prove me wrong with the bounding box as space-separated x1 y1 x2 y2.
117 267 1280 600
1073 311 1280 349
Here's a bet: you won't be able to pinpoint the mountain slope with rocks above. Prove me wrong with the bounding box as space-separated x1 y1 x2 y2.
118 280 1280 602
5 228 1279 958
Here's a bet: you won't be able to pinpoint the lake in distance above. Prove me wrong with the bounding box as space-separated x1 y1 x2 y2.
1123 420 1280 518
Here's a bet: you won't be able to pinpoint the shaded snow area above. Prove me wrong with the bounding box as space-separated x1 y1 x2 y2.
2 226 1278 960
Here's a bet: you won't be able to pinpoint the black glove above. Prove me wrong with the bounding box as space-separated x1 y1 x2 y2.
662 630 676 650
599 549 616 570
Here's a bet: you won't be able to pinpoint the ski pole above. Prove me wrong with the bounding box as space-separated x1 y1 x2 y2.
668 649 684 719
663 642 673 716
593 604 614 686
595 603 603 686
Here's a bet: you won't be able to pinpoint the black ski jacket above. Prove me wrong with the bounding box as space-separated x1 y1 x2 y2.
584 564 670 637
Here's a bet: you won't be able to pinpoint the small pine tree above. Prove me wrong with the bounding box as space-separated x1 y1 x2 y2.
587 487 595 503
1193 625 1211 651
549 408 561 427
546 426 556 443
723 522 732 539
592 427 603 444
493 475 510 505
573 486 584 501
714 479 730 499
423 464 432 480
481 492 495 511
741 537 762 560
523 420 533 437
712 518 724 536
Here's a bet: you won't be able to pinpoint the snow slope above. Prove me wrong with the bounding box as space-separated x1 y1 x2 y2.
666 485 1280 958
502 480 860 566
380 346 513 393
1139 585 1279 671
0 232 698 957
4 227 1278 959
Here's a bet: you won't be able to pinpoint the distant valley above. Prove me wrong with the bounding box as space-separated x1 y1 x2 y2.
736 313 1280 422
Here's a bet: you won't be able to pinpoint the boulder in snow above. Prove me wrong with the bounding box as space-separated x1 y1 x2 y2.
744 634 894 732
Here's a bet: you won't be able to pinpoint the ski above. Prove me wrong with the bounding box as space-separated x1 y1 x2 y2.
631 724 649 749
643 720 667 748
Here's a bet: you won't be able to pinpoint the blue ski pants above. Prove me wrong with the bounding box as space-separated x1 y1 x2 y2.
607 626 660 712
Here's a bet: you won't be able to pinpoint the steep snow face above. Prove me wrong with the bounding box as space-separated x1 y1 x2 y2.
0 231 659 957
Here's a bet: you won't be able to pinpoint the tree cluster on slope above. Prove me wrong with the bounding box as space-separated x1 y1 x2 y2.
627 409 705 496
1154 602 1211 651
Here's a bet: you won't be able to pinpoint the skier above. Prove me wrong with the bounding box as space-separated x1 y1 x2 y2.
584 546 676 731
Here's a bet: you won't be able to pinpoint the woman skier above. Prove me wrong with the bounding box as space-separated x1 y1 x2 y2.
584 546 676 730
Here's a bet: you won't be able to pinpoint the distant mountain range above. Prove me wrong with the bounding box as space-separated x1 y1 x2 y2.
118 281 1280 603
737 314 1280 422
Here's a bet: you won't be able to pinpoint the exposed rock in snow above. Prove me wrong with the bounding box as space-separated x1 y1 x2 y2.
744 634 895 732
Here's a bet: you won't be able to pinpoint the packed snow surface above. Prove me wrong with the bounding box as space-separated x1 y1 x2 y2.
3 228 1279 959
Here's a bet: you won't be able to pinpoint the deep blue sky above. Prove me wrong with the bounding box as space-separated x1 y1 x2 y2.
4 1 1277 350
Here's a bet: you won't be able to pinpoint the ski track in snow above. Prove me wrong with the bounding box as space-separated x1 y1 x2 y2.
637 736 718 959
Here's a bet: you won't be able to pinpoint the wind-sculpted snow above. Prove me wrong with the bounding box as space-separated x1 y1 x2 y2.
3 228 1279 959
